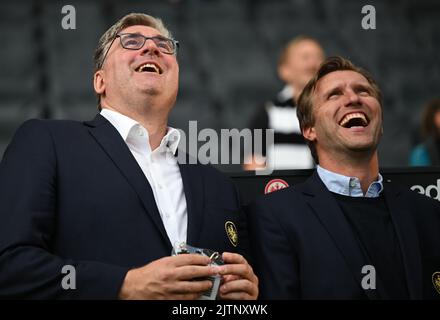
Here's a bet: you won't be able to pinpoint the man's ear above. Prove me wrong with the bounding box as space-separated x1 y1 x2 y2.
93 70 105 95
303 126 317 142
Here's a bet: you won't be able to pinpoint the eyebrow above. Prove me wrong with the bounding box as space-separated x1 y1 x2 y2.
322 82 373 98
352 83 373 92
121 32 165 38
322 85 342 99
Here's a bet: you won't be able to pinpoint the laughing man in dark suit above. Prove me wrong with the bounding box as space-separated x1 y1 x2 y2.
0 13 258 300
247 56 440 299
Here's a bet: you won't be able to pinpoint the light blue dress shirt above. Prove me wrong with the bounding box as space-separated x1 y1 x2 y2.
316 165 384 198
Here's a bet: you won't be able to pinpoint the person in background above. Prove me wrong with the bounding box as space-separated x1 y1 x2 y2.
409 98 440 166
244 35 325 170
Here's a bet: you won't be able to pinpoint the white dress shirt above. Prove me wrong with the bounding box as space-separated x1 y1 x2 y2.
100 108 187 247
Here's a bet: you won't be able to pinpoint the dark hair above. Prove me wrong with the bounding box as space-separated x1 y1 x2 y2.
297 56 382 164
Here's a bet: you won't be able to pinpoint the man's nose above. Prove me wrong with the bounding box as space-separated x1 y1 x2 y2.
344 89 361 106
140 39 160 55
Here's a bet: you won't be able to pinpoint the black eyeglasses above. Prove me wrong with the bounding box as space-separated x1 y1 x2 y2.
100 33 179 68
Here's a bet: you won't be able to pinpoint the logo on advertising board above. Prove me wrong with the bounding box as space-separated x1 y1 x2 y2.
411 179 440 201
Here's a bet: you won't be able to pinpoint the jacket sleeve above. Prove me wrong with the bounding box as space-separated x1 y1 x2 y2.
245 196 300 299
0 120 129 299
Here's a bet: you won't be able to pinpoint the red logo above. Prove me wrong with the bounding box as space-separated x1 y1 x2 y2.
264 179 289 194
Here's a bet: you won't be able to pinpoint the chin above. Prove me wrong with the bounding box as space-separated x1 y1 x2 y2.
140 87 160 96
347 143 378 154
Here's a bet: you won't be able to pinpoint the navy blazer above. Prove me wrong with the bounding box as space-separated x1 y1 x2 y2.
0 115 246 299
247 171 440 299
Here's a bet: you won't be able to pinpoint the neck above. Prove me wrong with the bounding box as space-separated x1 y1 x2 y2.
101 100 169 151
318 151 380 194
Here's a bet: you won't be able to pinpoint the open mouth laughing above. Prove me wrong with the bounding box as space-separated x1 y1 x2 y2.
338 112 369 128
135 62 163 74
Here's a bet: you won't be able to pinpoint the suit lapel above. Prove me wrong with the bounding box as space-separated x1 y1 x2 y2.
84 114 171 248
384 183 423 299
178 153 205 246
297 172 379 300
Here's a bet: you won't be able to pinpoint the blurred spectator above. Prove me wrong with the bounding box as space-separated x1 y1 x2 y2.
244 35 325 170
409 98 440 166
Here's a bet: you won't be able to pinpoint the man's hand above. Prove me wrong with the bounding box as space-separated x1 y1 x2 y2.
118 254 219 300
218 252 259 300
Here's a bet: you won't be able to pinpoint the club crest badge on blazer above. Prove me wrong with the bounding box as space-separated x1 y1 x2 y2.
225 221 238 247
433 272 440 295
264 178 289 194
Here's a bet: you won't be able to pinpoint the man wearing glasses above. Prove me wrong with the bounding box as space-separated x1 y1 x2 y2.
0 13 258 300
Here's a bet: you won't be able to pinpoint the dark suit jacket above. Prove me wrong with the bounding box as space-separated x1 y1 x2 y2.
0 115 246 299
246 171 440 299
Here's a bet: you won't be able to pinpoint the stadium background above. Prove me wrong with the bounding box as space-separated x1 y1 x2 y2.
0 0 439 172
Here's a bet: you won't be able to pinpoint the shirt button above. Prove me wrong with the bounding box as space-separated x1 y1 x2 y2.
158 184 163 189
350 180 356 188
